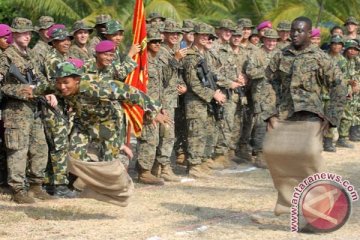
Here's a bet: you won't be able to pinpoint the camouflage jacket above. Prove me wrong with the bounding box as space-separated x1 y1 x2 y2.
264 44 347 126
32 39 51 71
88 35 101 57
69 43 92 61
44 48 68 81
343 56 360 84
182 46 215 118
147 54 164 105
0 45 47 127
110 48 137 81
277 40 291 50
159 44 184 108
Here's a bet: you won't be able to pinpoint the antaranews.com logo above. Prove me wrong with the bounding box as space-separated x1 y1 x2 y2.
290 172 358 233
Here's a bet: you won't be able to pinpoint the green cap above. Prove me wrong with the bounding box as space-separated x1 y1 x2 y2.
344 16 359 26
330 35 344 45
54 61 83 78
146 12 166 23
182 19 195 33
263 29 279 39
237 18 254 28
103 20 124 34
162 19 182 33
49 28 73 44
344 39 360 51
71 20 93 35
95 14 112 25
218 19 236 31
194 22 217 39
35 16 54 31
147 29 162 42
11 17 34 33
232 26 243 36
276 20 291 31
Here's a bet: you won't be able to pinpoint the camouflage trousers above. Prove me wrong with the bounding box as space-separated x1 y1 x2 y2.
186 113 216 165
5 117 48 192
69 120 122 162
0 120 7 185
137 123 160 170
156 108 175 164
214 100 237 156
251 113 267 154
174 96 187 156
324 98 353 138
239 105 254 149
230 103 246 152
42 106 69 185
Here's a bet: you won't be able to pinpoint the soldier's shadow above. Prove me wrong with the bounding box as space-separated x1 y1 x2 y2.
161 202 289 232
0 204 116 221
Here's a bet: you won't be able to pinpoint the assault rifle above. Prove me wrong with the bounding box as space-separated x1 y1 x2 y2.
8 63 68 123
196 58 224 121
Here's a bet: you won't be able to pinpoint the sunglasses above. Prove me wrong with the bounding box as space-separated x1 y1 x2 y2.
149 40 162 44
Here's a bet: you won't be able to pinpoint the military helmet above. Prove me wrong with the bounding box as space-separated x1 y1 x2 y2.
54 61 83 78
146 12 166 23
344 39 360 51
344 16 359 26
276 20 291 31
95 14 112 25
237 18 254 28
11 17 34 33
35 16 55 31
263 29 279 39
71 20 94 35
102 20 124 35
162 19 182 33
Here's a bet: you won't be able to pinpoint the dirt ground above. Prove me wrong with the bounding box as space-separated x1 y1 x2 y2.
0 142 359 240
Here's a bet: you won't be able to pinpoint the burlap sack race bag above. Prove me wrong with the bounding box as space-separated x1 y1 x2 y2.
263 120 326 215
68 156 134 207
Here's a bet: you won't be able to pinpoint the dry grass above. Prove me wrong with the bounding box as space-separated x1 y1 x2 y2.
0 143 359 240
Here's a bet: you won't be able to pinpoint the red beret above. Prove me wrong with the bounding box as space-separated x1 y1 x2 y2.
311 28 321 38
67 58 84 69
257 21 272 31
95 40 116 53
0 24 11 37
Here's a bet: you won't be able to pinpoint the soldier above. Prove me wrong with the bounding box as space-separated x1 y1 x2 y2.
0 24 12 194
0 17 52 203
263 16 346 215
151 19 186 181
69 20 93 60
180 19 195 49
43 26 77 198
310 28 321 47
146 12 166 24
249 29 280 168
276 20 291 49
102 19 141 76
249 29 260 47
88 14 112 56
32 16 55 65
343 16 360 41
338 39 360 146
323 35 347 152
182 22 226 178
257 21 272 39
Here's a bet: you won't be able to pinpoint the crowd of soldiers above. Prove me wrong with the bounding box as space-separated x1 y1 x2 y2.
0 12 358 206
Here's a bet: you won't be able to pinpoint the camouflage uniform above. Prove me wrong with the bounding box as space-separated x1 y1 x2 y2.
69 21 93 61
32 16 54 69
88 14 112 56
51 62 161 162
343 17 360 42
42 28 73 185
276 21 291 50
0 18 48 193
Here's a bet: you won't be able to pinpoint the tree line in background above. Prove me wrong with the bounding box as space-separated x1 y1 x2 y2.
0 0 359 46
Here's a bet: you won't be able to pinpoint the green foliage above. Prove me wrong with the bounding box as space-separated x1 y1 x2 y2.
0 0 24 24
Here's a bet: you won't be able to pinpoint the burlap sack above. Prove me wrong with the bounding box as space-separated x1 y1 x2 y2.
68 157 134 207
263 120 326 215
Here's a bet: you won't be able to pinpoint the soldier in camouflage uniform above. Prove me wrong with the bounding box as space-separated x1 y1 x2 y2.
248 29 280 168
146 12 166 24
249 29 261 47
344 16 360 42
88 14 112 56
263 17 347 214
276 20 291 50
337 39 360 146
180 19 195 49
0 24 12 194
0 18 52 203
69 20 93 60
32 16 55 66
43 27 77 197
182 22 227 178
102 20 141 79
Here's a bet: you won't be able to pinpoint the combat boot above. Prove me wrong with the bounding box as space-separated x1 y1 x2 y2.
12 190 35 204
253 152 267 169
28 184 55 200
151 161 161 177
188 164 213 179
214 154 236 169
53 185 79 198
0 185 13 195
323 137 336 152
336 137 354 148
235 144 253 163
160 164 181 182
176 153 187 166
349 125 360 142
138 169 165 185
201 158 224 170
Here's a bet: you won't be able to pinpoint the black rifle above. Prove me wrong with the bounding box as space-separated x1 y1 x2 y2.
8 63 68 123
196 58 224 121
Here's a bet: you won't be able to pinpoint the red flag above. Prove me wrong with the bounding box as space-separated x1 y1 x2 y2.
123 0 148 137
